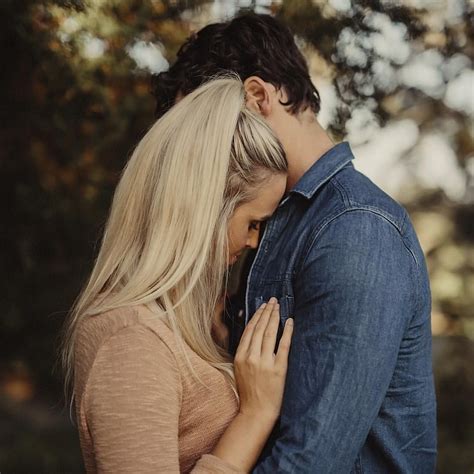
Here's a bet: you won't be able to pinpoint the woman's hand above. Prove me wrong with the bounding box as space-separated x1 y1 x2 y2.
210 299 293 471
234 297 294 422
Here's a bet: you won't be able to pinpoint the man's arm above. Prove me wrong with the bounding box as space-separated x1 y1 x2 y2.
253 210 416 473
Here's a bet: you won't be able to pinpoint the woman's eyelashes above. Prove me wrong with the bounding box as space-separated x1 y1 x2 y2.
249 221 260 231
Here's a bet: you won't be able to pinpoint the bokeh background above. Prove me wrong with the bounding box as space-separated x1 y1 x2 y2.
1 0 473 472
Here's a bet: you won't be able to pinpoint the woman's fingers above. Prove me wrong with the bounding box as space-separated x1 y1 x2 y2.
275 317 294 368
235 302 267 356
248 298 277 359
233 299 293 422
261 303 281 357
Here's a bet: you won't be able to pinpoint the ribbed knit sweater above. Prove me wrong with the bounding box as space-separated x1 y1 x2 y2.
73 304 243 473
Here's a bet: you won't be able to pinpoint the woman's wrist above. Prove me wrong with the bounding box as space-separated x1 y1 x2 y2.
211 410 278 472
237 407 278 428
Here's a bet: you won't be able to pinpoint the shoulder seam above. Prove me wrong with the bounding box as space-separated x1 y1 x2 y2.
298 207 415 272
331 175 351 207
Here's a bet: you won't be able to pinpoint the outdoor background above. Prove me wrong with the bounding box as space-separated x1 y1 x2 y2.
1 0 473 472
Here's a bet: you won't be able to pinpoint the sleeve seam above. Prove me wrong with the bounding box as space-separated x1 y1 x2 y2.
331 175 351 207
298 207 413 273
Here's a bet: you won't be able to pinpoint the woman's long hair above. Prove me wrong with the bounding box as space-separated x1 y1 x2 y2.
59 74 287 416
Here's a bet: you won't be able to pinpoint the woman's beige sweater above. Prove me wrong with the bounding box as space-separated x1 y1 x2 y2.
74 304 243 473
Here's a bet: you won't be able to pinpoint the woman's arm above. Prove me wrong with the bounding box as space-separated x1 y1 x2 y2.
211 299 294 472
83 301 292 473
84 324 185 472
210 410 276 472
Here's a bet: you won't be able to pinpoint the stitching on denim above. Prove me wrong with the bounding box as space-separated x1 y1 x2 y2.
412 250 427 324
330 175 351 207
298 207 414 273
331 174 407 234
400 208 408 234
258 272 295 283
332 173 352 207
295 158 353 199
402 237 419 267
399 212 420 267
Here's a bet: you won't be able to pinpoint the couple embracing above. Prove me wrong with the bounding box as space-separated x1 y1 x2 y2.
60 12 437 474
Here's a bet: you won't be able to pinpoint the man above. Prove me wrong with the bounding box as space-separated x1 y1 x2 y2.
152 13 437 473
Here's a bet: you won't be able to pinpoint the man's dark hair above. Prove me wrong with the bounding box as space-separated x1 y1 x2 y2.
151 13 320 119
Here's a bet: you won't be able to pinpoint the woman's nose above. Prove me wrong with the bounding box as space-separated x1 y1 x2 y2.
247 231 259 249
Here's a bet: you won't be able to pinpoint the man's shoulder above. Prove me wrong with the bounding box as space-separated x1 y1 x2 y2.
311 164 409 236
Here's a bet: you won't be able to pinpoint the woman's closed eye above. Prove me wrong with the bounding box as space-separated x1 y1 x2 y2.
249 221 260 231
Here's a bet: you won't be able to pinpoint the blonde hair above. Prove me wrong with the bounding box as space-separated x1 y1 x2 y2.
59 74 287 416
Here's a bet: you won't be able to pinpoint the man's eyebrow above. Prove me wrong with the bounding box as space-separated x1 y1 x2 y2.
258 214 273 221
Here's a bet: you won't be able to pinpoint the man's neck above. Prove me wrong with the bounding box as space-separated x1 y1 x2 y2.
285 117 335 192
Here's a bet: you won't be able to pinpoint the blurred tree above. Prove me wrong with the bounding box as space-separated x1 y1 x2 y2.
0 0 200 470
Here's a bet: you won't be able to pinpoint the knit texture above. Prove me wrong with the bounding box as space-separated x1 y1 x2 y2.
74 304 242 473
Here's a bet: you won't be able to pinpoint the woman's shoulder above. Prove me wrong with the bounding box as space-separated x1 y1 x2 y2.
74 305 179 383
75 304 175 356
74 305 180 406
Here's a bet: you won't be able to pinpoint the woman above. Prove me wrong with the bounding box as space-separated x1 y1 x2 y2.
59 76 294 473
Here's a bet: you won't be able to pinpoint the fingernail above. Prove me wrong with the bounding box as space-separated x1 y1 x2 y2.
269 297 277 304
286 318 294 325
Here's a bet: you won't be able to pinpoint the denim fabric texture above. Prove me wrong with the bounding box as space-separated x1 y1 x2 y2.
227 142 437 473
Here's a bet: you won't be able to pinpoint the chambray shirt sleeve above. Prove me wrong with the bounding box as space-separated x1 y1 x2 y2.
253 210 416 473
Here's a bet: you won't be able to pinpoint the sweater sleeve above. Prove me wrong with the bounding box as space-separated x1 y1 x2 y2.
84 324 243 474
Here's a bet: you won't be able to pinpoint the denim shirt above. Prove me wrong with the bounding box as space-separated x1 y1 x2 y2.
227 142 437 473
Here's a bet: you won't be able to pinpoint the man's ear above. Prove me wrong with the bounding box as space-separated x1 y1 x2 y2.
243 76 272 117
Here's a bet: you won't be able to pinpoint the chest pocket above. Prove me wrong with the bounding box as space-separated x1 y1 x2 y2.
253 294 294 326
254 274 294 319
253 294 294 352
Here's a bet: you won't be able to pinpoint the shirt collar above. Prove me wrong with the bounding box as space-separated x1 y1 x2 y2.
288 141 354 200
